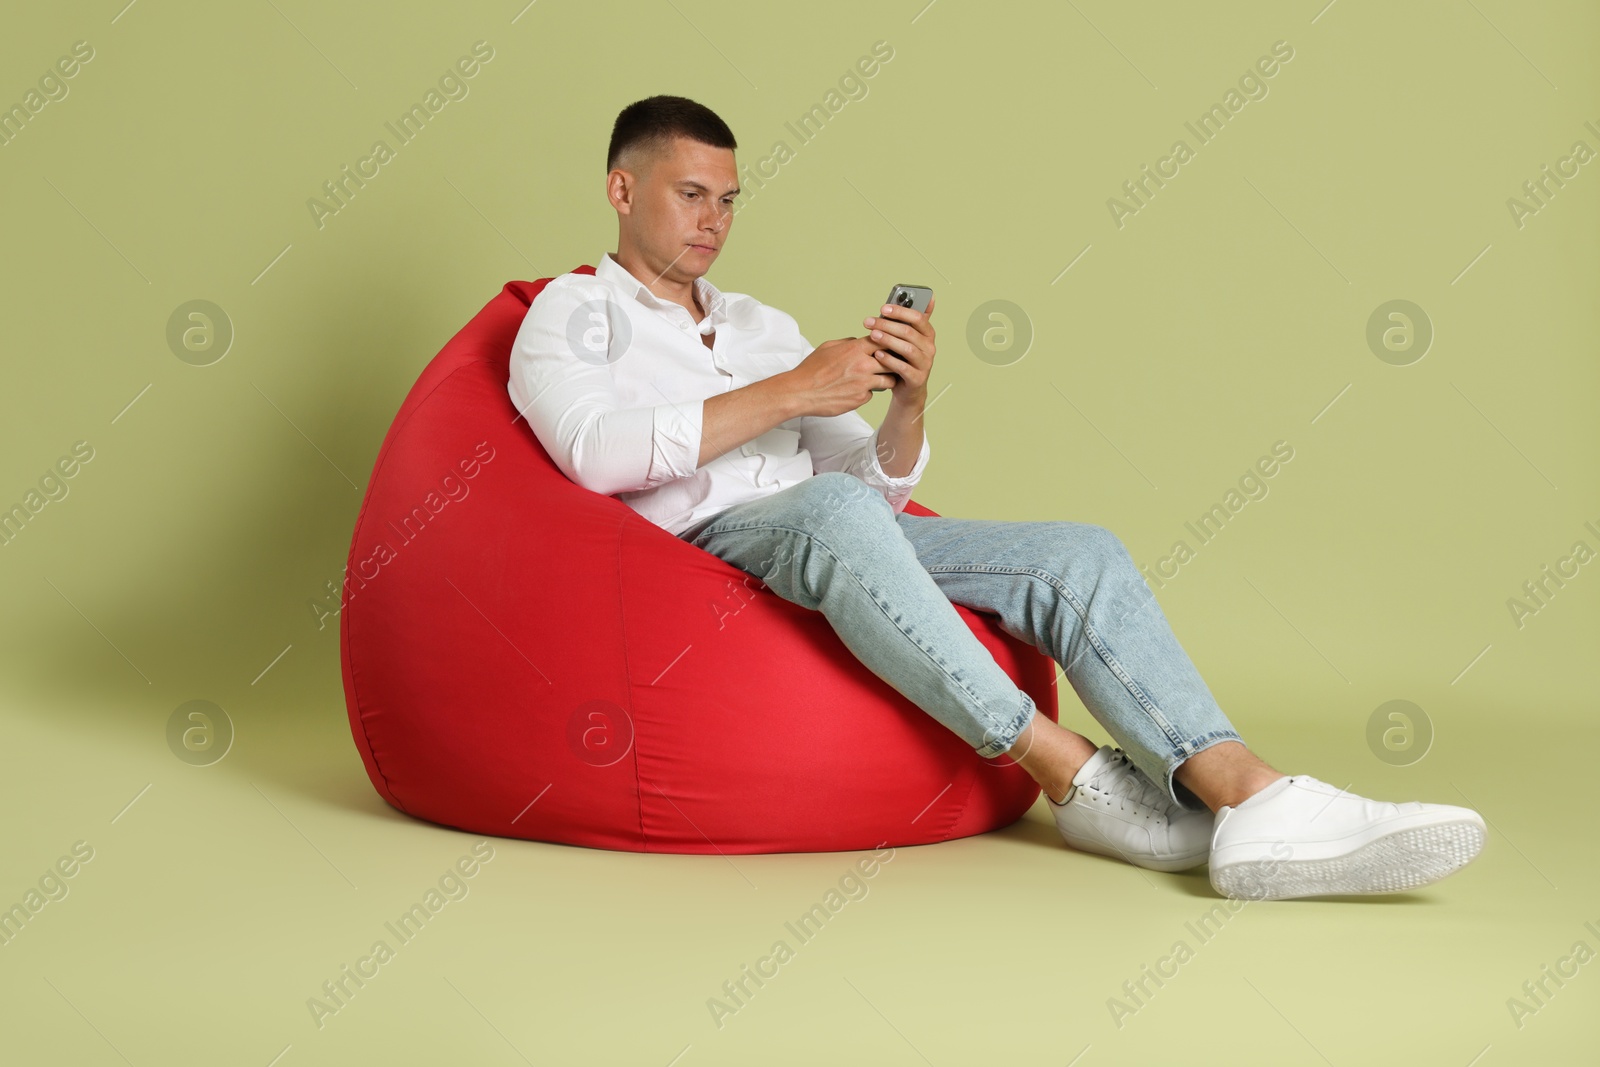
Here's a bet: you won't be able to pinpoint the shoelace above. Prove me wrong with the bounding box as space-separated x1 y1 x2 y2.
1087 749 1171 814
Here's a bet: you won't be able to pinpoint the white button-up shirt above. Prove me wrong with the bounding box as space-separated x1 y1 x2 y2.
506 252 931 537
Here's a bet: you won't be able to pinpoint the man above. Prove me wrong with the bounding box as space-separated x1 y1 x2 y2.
507 94 1487 900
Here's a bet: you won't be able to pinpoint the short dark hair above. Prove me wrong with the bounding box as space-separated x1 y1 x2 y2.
606 95 737 174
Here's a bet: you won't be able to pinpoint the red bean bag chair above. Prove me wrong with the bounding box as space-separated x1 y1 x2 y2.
339 268 1061 854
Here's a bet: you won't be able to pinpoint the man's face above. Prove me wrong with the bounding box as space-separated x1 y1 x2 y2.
613 135 739 279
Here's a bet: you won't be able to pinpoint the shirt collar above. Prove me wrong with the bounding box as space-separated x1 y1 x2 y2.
597 251 727 334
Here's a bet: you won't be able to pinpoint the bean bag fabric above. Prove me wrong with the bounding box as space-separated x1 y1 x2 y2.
339 268 1061 854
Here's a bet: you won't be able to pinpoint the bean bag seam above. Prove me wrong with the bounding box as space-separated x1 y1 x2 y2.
947 766 981 842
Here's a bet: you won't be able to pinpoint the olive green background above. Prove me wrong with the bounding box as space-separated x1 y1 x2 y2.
1 1 1595 1063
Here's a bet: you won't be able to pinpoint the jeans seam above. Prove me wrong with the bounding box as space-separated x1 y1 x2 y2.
700 521 1026 754
987 694 1035 758
922 563 1190 753
1175 728 1244 756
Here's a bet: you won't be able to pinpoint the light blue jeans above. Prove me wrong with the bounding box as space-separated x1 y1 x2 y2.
677 472 1245 811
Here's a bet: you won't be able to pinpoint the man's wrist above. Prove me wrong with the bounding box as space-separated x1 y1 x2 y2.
763 371 808 420
890 386 928 410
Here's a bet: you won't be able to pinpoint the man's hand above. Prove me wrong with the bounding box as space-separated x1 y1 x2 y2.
863 295 935 407
782 336 900 418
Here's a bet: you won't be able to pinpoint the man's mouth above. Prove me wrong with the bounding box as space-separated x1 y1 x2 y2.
689 243 717 253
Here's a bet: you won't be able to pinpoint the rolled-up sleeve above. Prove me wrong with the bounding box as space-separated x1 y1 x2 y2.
507 281 703 496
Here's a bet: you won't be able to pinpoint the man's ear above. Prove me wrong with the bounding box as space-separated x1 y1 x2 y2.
607 170 635 215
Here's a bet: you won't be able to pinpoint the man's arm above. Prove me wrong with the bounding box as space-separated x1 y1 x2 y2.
873 391 927 480
803 405 931 512
509 282 810 494
732 308 927 510
696 376 804 468
706 351 929 490
780 323 930 513
508 283 706 496
509 287 926 499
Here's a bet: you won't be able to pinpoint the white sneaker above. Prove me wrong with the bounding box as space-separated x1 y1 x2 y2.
1209 775 1487 900
1047 745 1214 872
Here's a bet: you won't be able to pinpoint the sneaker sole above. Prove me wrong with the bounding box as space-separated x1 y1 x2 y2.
1210 819 1486 900
1060 832 1210 873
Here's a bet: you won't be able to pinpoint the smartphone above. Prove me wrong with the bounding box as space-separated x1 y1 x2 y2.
885 284 933 315
869 284 933 389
